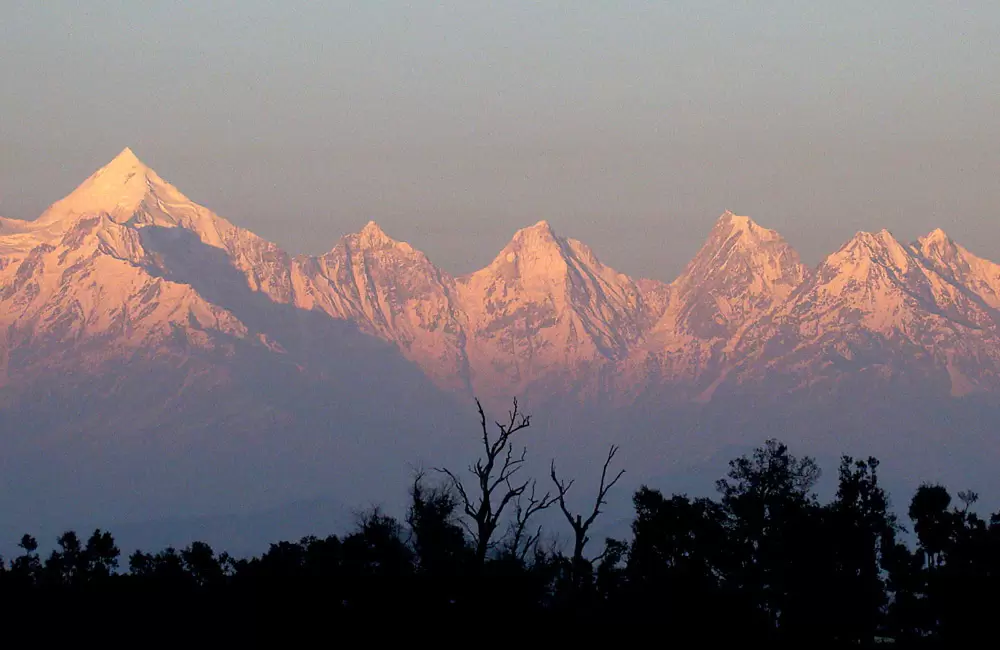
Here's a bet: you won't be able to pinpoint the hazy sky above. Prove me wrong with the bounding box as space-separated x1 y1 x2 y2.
2 1 998 280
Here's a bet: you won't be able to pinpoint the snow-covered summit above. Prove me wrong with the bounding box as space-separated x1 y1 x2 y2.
352 221 399 250
34 147 187 226
915 228 1000 311
6 149 1000 404
655 211 807 340
503 220 561 254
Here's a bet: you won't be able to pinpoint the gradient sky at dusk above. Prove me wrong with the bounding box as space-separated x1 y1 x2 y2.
2 1 998 280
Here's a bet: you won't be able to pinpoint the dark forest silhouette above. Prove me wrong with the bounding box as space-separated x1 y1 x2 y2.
3 399 999 645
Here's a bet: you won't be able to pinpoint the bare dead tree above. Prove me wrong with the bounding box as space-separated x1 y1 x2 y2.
550 445 626 568
503 479 556 562
435 398 549 565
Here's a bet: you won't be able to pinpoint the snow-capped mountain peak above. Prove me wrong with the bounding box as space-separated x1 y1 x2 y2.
352 220 400 250
690 211 805 285
715 210 756 237
8 149 1000 411
506 219 560 251
915 228 1000 311
656 212 807 340
470 220 571 290
106 146 143 170
523 219 555 233
711 210 787 245
453 219 654 400
829 229 914 276
920 227 951 249
36 147 189 227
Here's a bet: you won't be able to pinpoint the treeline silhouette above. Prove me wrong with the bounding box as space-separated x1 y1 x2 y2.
3 400 998 644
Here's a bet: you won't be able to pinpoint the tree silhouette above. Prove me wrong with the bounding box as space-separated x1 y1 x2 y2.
342 507 413 578
340 507 414 614
4 435 1000 642
625 487 736 638
909 483 953 570
45 530 84 585
9 534 41 586
825 456 898 644
716 439 821 636
550 444 625 589
129 546 189 586
84 529 120 581
408 471 471 575
181 541 227 588
903 482 1000 643
436 398 551 565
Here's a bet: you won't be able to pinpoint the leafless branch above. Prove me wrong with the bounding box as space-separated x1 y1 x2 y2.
505 479 556 561
584 445 626 531
434 466 476 519
591 546 610 565
550 460 576 524
435 397 542 564
550 445 625 566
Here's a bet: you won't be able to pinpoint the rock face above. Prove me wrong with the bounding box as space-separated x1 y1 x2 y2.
4 149 1000 408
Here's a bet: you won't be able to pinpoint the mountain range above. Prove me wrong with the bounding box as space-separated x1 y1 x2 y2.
2 148 999 549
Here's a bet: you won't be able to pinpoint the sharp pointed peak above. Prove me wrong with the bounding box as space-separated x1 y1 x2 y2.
710 211 782 240
920 227 952 245
360 220 386 236
349 220 399 250
484 220 568 270
506 219 562 249
97 146 152 176
114 146 139 163
825 228 916 271
916 228 963 262
873 228 901 247
516 219 556 235
846 229 870 241
697 211 791 255
716 210 752 227
846 228 900 243
35 146 189 225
